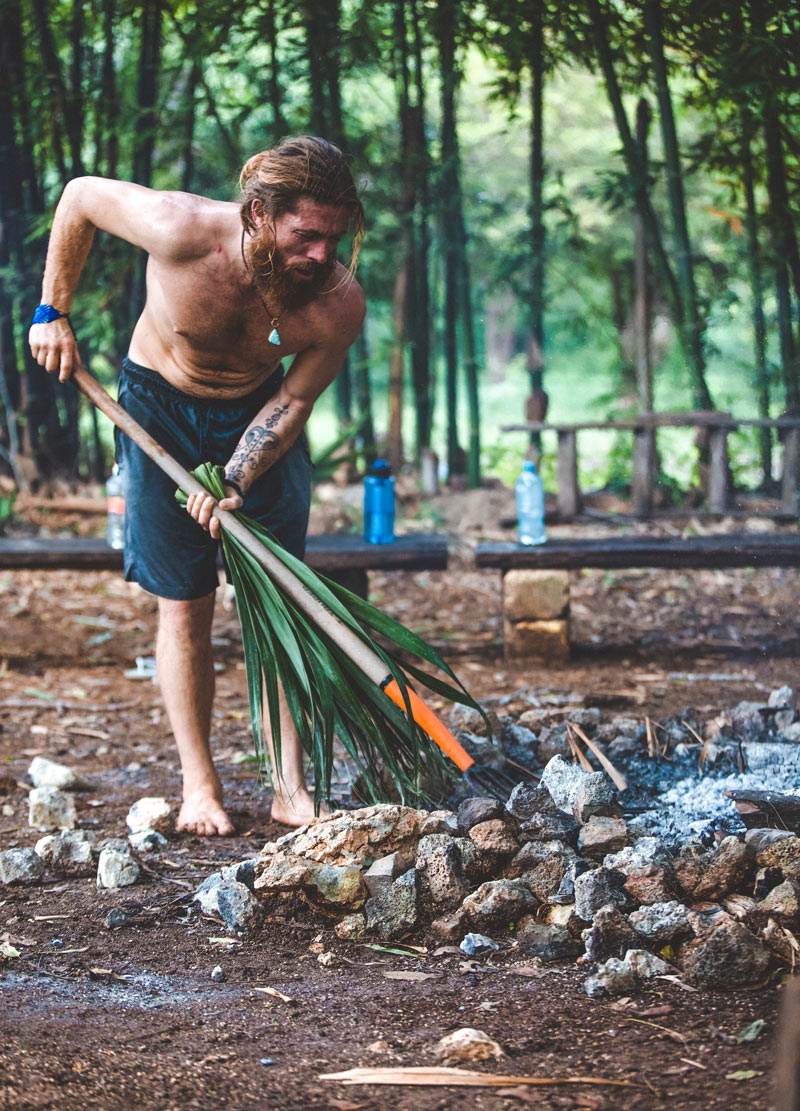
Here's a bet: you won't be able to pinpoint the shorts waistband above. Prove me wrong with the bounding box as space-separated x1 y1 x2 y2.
121 356 284 409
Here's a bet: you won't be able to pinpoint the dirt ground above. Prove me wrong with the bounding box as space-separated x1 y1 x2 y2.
1 509 798 1110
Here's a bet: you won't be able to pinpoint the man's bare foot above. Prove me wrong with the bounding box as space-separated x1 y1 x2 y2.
176 789 236 836
270 786 331 828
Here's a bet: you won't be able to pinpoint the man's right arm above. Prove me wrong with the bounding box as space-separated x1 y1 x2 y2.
28 177 209 381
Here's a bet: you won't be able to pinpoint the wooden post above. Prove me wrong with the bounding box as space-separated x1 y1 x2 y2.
782 427 800 516
556 429 581 519
708 426 730 513
632 427 656 517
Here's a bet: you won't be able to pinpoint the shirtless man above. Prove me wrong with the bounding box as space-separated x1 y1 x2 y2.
28 136 366 835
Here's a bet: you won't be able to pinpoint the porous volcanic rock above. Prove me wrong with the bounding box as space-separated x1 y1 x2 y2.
0 847 45 885
264 805 427 869
581 905 640 963
681 914 771 988
460 878 538 929
364 868 419 939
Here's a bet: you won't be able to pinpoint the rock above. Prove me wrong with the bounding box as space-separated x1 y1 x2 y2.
434 1027 504 1065
770 685 796 730
456 797 504 834
512 839 576 901
584 957 635 998
581 906 640 963
749 831 800 880
419 811 459 837
96 841 140 888
448 704 499 737
0 847 45 885
691 836 750 900
573 867 627 922
628 900 693 943
518 811 580 845
459 932 500 957
256 852 367 909
217 881 262 933
221 859 257 891
505 783 558 823
460 878 538 929
573 774 618 823
759 879 800 925
126 797 174 836
504 618 569 663
622 867 675 906
415 836 470 905
363 852 404 898
365 868 419 940
503 568 570 622
262 804 426 869
578 816 628 858
535 724 572 763
129 829 168 853
731 700 769 740
27 756 82 791
468 819 519 856
211 965 225 982
516 919 581 962
604 837 672 875
625 949 670 979
430 908 469 943
335 913 367 940
546 903 584 935
539 755 588 814
34 830 95 876
105 908 129 929
762 918 800 965
28 786 77 831
682 914 772 988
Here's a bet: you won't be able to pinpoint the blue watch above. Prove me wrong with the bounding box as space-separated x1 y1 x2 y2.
32 303 69 325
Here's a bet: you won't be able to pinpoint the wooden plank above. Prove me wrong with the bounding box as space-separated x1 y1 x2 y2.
708 427 731 513
631 428 656 517
503 413 800 434
556 430 581 519
782 427 800 516
0 533 449 574
476 533 800 572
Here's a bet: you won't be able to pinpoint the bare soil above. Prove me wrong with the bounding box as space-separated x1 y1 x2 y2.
0 507 797 1110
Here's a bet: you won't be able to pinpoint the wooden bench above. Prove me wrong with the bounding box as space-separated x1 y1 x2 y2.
476 533 800 658
0 533 449 598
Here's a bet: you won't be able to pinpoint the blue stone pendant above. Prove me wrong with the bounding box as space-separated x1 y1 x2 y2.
268 327 281 346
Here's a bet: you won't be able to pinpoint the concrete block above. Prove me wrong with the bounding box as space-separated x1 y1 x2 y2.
503 570 570 622
504 618 570 662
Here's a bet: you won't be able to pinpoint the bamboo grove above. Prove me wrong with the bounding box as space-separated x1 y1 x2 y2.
1 0 798 489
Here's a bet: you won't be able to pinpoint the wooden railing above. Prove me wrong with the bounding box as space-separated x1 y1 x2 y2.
502 412 800 520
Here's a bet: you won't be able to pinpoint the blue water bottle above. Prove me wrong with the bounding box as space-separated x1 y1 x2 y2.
516 460 547 545
364 459 395 544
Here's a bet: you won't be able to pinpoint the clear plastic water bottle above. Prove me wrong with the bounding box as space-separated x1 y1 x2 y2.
364 459 395 544
106 463 125 550
516 460 546 545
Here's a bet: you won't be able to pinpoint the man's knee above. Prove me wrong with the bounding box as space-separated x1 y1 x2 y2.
157 592 216 643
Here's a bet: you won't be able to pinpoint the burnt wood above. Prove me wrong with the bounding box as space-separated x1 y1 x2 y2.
476 532 800 572
0 533 449 573
725 790 800 833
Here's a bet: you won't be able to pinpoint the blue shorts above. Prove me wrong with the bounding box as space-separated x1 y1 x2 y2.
115 357 312 600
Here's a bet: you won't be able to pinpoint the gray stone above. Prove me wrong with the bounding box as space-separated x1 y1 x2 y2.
535 725 571 763
682 915 772 988
692 836 750 900
96 842 140 888
363 852 404 898
505 783 557 823
581 906 640 963
515 919 581 962
604 837 672 875
448 704 498 737
126 796 174 835
256 851 367 909
419 811 459 837
731 701 769 741
128 829 168 853
782 723 800 742
415 836 470 905
27 756 82 791
217 881 262 933
365 867 419 940
194 872 225 915
518 811 580 845
578 816 628 858
768 685 795 714
573 774 618 823
468 819 519 856
512 839 576 901
456 797 504 834
540 755 588 814
584 957 636 998
625 949 670 979
0 846 45 885
459 932 500 957
461 878 538 929
28 786 77 831
759 879 800 925
430 908 469 942
748 830 800 880
573 867 627 922
628 900 693 943
34 830 95 875
263 803 426 869
221 858 257 891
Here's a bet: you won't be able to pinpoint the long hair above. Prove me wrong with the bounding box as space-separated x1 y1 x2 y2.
239 136 365 277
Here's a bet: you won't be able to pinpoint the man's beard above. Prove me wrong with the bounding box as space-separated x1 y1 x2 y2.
246 230 336 312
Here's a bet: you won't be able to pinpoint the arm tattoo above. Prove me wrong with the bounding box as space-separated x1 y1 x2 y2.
226 404 289 486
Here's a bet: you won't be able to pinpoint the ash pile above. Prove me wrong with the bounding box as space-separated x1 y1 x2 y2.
197 682 800 995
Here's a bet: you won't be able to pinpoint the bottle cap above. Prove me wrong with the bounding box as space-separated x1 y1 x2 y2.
523 460 537 472
368 459 392 478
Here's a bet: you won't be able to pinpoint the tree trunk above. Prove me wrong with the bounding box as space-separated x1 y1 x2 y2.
130 0 163 335
181 60 200 192
634 98 653 413
351 326 376 464
741 116 771 483
643 0 709 412
264 0 287 140
387 265 408 471
528 3 545 395
409 0 433 456
95 0 119 177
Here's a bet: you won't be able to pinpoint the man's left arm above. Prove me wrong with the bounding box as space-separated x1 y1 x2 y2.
186 288 365 537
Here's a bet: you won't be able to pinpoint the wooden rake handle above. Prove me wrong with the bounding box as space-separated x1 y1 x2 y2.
71 366 474 771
